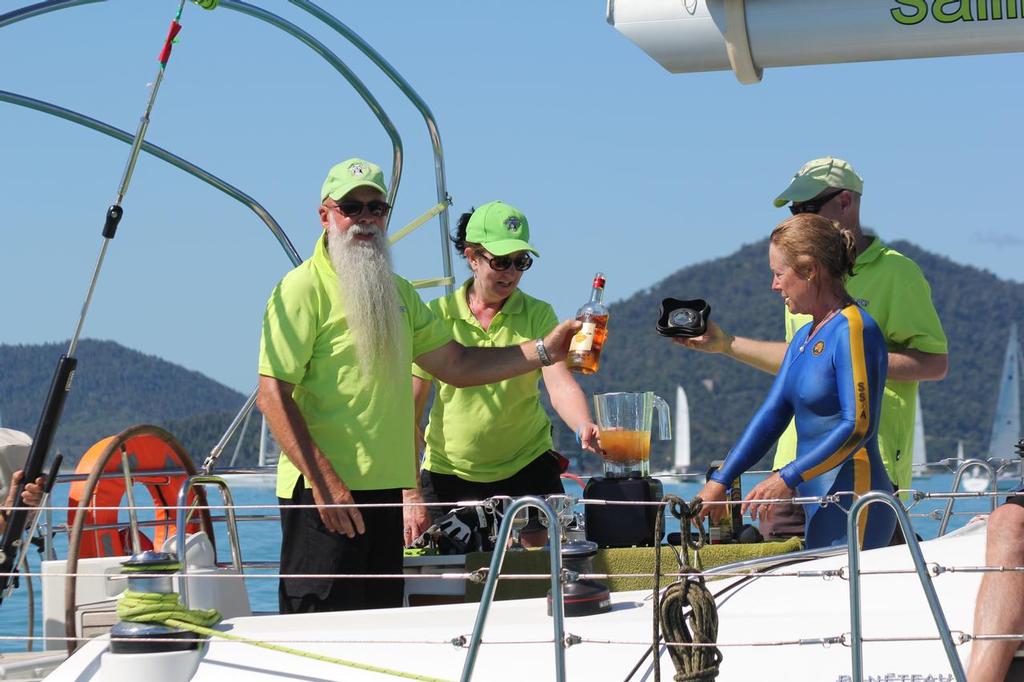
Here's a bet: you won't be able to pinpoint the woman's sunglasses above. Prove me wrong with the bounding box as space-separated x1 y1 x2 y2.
475 250 533 272
332 199 391 217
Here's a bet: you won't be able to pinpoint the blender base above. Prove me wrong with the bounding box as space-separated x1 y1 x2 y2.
583 476 665 548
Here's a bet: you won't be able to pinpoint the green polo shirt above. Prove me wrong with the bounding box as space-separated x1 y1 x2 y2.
412 279 559 483
772 237 948 490
259 236 453 498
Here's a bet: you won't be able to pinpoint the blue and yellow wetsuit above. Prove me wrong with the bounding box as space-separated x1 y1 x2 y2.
712 305 896 550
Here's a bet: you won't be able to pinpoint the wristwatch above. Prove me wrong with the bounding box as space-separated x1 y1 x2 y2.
535 338 554 366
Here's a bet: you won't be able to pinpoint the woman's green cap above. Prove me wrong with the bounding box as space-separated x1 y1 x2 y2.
466 201 540 257
321 158 387 202
773 156 864 207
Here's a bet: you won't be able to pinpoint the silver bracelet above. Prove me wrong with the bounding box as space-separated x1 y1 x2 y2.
535 338 554 366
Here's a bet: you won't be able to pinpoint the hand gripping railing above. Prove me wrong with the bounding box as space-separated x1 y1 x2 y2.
174 475 245 608
846 491 966 682
460 496 566 682
937 458 998 536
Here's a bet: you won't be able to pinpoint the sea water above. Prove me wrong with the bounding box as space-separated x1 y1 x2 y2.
0 471 1014 652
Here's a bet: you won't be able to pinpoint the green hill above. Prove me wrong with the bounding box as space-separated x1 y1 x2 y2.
0 340 259 467
2 239 1021 476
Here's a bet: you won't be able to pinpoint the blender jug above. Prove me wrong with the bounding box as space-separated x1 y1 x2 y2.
593 392 672 477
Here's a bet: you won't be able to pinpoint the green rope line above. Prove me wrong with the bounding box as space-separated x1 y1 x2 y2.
117 591 220 627
117 591 453 682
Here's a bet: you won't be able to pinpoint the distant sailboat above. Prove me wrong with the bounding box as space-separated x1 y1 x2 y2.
988 322 1022 462
911 394 928 478
257 415 280 468
673 384 690 473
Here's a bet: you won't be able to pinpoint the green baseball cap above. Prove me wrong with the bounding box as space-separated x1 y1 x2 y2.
320 158 387 202
773 156 864 208
466 201 540 257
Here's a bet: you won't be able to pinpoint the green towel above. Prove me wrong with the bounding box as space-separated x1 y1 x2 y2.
463 537 804 602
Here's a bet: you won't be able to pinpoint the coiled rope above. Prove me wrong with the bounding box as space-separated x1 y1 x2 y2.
117 591 453 682
652 495 722 682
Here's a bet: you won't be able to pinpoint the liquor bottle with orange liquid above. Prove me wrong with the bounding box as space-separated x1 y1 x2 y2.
566 272 608 374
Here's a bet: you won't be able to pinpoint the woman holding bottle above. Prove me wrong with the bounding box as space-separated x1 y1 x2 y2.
694 213 896 550
405 200 600 548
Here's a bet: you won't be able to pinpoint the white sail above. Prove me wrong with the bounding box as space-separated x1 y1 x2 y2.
257 415 279 468
987 323 1022 459
912 393 927 472
673 384 690 472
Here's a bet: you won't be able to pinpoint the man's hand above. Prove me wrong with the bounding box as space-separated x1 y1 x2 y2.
543 320 583 363
310 473 365 538
671 319 732 354
402 489 431 547
6 470 45 509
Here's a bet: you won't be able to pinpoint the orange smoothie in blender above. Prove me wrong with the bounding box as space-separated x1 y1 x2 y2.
598 429 651 464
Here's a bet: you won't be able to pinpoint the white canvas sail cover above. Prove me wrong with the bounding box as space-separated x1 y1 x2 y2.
0 428 31 503
674 384 690 471
987 323 1021 458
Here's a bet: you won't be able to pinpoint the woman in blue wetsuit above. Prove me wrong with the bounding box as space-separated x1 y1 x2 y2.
696 213 896 550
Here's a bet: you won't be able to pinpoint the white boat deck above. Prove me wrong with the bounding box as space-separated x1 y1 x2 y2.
48 520 986 681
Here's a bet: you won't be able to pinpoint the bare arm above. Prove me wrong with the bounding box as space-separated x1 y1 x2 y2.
256 375 365 537
542 363 600 453
672 320 787 375
402 376 434 545
415 319 581 387
887 349 948 382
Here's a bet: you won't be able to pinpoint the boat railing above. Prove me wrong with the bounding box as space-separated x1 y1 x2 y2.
459 495 566 682
174 475 245 608
846 490 966 682
937 458 999 536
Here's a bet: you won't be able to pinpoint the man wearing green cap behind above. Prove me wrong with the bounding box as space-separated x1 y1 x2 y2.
676 157 947 538
410 201 601 550
257 160 581 613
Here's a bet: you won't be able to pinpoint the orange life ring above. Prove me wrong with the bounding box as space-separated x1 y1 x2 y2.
67 429 204 559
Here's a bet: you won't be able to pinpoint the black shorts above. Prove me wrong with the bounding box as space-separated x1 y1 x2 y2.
420 450 565 525
278 478 404 614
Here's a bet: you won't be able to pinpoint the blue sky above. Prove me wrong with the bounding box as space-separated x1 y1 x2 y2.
2 1 1022 394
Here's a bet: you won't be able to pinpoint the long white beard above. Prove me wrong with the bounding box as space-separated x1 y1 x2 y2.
327 221 404 381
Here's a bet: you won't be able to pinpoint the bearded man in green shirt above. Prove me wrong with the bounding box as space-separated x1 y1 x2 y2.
674 157 948 539
257 159 580 613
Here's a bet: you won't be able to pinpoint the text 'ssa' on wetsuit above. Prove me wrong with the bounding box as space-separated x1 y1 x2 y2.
712 305 896 550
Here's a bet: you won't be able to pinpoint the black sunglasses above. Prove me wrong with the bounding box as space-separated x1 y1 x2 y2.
475 250 533 272
332 199 391 217
789 188 844 216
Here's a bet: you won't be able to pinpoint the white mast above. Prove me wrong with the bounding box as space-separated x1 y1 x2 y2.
987 323 1021 459
912 393 927 473
673 384 690 472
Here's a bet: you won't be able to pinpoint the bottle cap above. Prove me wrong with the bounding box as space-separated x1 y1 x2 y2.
593 272 606 289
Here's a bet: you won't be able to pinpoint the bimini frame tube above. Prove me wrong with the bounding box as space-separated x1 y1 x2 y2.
846 491 966 682
287 0 455 296
461 496 567 682
0 90 302 267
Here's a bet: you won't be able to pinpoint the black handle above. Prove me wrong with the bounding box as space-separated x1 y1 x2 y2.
0 355 76 600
